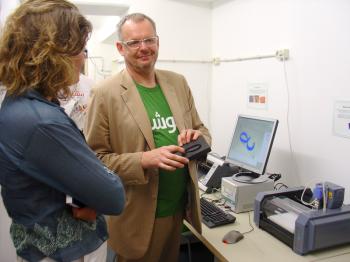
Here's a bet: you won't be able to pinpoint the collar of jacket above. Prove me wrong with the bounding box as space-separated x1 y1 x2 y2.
119 69 186 150
25 89 63 109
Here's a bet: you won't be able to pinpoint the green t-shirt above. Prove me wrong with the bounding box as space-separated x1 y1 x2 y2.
136 83 188 217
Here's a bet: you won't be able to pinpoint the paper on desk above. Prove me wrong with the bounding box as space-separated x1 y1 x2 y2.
268 212 298 233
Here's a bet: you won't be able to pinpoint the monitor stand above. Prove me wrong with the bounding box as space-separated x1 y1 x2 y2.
232 171 269 184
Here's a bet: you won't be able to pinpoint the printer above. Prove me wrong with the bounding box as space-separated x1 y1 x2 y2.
254 184 350 255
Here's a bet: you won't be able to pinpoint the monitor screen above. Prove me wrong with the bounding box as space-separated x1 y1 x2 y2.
226 115 278 177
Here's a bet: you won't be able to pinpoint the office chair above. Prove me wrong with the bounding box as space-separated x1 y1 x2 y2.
180 231 201 262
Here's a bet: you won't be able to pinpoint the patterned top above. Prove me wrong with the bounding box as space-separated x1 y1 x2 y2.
0 90 125 261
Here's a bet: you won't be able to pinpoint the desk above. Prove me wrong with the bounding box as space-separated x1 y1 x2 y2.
185 192 350 262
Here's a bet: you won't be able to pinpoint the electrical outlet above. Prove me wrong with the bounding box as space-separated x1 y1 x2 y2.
212 57 221 65
275 49 289 61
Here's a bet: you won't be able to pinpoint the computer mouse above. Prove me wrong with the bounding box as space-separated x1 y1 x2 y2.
222 230 244 244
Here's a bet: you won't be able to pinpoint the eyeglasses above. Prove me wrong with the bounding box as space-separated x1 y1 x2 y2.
121 36 158 49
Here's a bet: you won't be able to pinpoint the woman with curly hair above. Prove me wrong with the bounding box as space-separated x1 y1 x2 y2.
0 1 125 261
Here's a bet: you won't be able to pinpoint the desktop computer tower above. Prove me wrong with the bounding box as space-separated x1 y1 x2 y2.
221 176 274 213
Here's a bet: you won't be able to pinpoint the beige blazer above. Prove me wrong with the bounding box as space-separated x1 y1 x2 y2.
85 69 211 259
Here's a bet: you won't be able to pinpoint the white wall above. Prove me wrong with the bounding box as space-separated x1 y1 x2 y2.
211 0 350 199
126 0 211 60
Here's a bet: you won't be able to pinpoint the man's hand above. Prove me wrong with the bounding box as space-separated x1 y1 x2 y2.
141 145 188 171
178 129 202 146
72 207 97 222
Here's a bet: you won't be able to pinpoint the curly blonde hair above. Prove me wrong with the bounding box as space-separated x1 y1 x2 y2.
0 0 92 99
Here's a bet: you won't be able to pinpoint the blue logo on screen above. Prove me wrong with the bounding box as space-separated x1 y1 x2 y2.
240 131 255 151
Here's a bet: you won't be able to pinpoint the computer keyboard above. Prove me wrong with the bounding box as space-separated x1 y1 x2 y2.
200 198 236 228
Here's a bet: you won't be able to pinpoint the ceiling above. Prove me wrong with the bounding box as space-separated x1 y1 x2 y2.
70 0 221 44
71 0 129 16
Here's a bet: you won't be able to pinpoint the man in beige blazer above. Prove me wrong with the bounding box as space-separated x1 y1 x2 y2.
85 13 211 262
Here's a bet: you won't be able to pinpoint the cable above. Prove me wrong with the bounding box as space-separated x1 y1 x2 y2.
201 190 225 205
205 62 213 131
299 179 326 208
88 57 111 79
322 182 327 212
200 191 207 198
211 187 222 199
282 58 299 180
274 182 288 190
268 173 281 182
211 187 221 194
241 211 254 235
300 184 317 207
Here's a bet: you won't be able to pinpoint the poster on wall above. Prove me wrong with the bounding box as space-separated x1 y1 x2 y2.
333 100 350 139
247 82 268 110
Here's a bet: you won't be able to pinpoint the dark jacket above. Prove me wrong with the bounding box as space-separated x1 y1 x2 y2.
0 90 125 262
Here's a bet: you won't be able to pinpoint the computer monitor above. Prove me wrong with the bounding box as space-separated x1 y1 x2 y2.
225 114 278 183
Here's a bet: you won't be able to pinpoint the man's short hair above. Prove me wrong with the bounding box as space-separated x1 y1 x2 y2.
117 13 157 41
